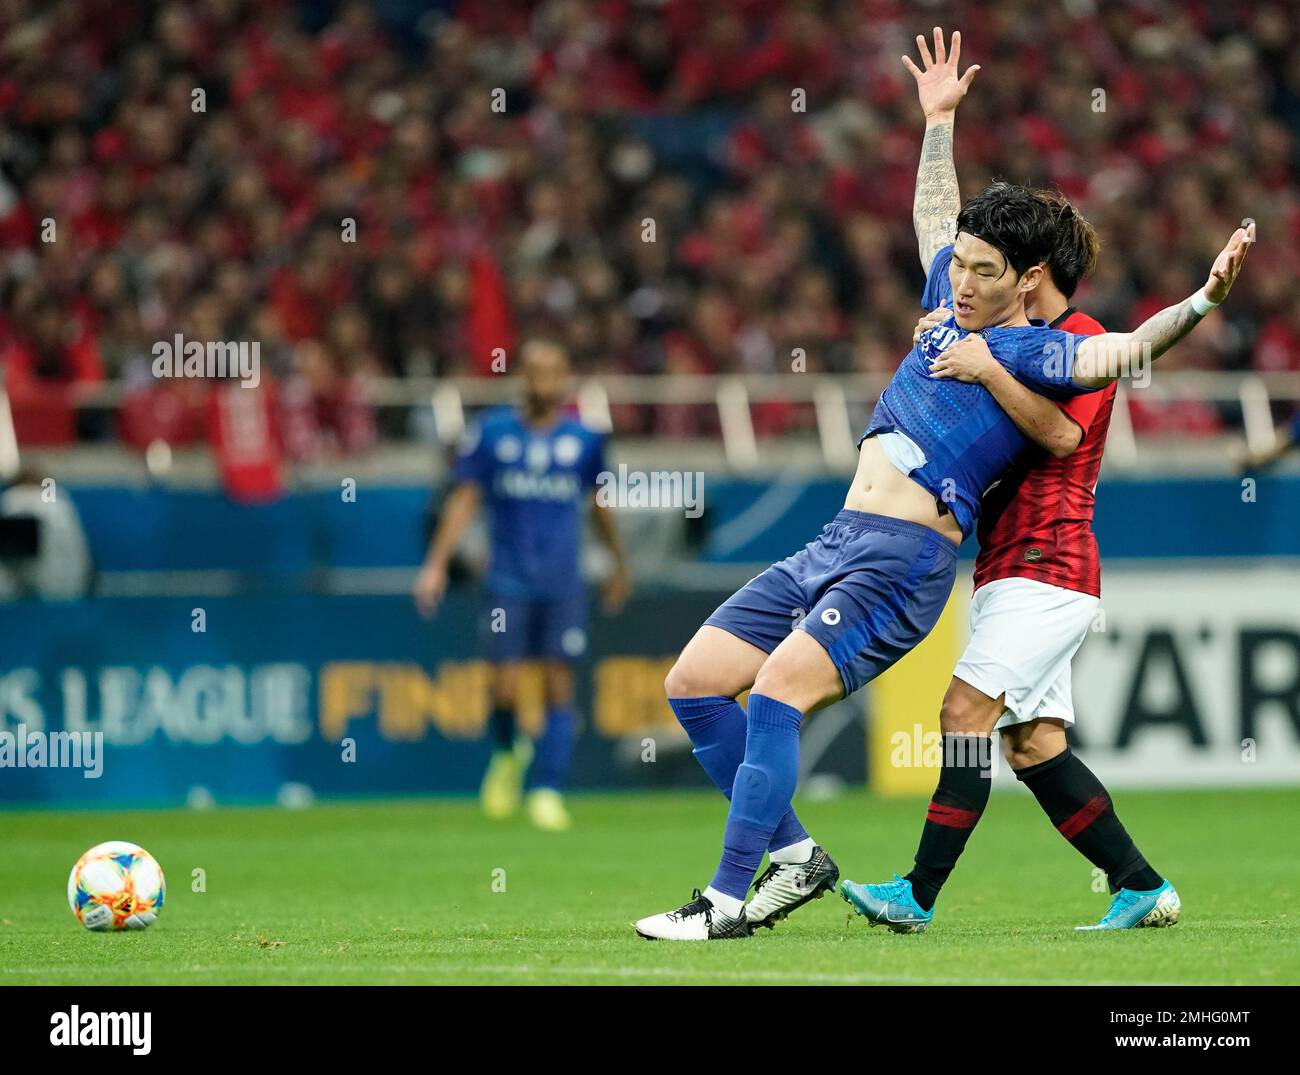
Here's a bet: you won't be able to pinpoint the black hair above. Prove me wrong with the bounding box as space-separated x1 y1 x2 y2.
1031 188 1101 299
954 181 1057 278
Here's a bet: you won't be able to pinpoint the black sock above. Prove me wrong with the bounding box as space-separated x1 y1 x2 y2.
488 706 516 751
1015 747 1162 892
905 734 993 911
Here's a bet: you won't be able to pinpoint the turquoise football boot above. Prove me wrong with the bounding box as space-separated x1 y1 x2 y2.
1075 879 1181 931
840 874 933 934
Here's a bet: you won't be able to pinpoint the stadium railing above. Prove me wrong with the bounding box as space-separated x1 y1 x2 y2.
37 370 1300 470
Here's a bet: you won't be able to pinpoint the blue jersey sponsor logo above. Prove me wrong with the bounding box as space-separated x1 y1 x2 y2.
495 468 583 502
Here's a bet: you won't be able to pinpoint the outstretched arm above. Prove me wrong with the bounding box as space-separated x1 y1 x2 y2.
1073 221 1255 388
930 335 1083 458
904 27 980 271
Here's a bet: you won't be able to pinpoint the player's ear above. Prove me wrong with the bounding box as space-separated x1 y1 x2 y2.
1019 263 1045 295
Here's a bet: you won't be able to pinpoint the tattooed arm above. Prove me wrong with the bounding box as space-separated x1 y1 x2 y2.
1073 221 1255 388
903 27 979 271
914 120 960 272
930 334 1084 458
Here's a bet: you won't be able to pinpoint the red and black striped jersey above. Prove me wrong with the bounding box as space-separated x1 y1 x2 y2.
972 308 1115 598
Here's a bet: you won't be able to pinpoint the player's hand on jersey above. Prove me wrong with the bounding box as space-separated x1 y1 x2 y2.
412 561 449 619
601 565 632 615
913 300 950 344
929 333 998 384
903 27 980 119
1203 218 1255 305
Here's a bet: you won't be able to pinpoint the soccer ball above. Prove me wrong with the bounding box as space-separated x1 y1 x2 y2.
67 841 165 931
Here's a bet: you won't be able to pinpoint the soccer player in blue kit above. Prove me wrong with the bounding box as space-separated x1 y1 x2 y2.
634 183 1254 939
414 338 631 831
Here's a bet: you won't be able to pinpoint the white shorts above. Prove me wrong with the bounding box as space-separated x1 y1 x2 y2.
952 576 1099 729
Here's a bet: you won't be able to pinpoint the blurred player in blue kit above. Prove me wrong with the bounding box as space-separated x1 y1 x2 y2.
414 338 631 830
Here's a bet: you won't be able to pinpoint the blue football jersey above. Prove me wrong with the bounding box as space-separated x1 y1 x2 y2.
861 244 1099 537
453 406 607 599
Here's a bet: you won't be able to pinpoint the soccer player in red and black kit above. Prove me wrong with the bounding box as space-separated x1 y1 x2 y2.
843 29 1178 932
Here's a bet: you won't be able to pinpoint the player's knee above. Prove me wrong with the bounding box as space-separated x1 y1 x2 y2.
664 657 711 700
940 691 986 735
750 665 815 712
749 666 785 703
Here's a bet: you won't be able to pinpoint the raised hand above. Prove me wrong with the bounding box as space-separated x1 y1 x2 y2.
903 27 980 119
1204 218 1256 305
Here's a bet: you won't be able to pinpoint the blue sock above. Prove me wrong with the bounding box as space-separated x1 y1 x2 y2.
667 696 809 851
528 707 575 790
709 694 803 901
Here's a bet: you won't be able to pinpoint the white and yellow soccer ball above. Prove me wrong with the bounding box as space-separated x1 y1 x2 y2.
67 841 165 931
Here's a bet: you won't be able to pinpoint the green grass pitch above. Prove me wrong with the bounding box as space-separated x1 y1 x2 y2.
3 787 1297 985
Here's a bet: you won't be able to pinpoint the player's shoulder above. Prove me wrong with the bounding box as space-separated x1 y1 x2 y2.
923 244 955 288
985 320 1055 349
475 405 522 436
481 404 521 427
557 414 606 444
457 405 517 458
1056 309 1106 336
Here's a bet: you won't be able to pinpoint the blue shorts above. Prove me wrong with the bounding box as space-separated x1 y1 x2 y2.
705 509 958 696
482 591 589 663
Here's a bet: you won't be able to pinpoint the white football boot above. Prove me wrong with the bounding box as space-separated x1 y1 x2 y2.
745 845 840 930
634 889 752 941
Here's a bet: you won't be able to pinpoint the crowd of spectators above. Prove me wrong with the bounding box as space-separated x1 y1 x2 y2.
1 0 1298 454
